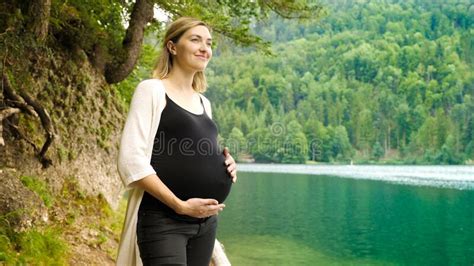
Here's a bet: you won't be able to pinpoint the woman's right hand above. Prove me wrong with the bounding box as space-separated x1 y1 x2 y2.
176 198 225 218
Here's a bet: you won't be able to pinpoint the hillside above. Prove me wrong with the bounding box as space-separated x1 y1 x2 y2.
0 28 125 263
204 0 474 164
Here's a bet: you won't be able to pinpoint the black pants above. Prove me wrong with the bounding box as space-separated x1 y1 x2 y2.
136 210 217 266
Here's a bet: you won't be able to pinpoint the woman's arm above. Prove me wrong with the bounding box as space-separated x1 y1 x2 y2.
117 81 158 187
132 174 225 218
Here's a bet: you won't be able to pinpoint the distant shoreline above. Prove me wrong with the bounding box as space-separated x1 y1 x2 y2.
237 159 474 166
236 163 474 190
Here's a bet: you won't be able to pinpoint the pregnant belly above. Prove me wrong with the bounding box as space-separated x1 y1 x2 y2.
156 154 233 203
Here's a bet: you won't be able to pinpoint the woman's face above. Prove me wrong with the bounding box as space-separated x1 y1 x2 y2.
170 25 213 72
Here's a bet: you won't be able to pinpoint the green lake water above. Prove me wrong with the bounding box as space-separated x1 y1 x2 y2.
217 171 474 265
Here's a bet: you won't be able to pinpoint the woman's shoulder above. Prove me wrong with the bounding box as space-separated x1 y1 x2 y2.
198 92 211 104
198 92 212 117
135 79 166 96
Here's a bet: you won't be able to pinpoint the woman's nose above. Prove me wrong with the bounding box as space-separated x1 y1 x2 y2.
199 42 208 51
199 41 211 52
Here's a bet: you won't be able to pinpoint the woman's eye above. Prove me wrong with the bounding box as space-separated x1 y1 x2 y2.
191 39 198 42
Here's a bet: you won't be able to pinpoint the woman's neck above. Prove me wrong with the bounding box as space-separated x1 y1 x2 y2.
165 66 195 94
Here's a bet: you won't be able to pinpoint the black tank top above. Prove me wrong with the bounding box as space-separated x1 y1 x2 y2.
139 93 232 222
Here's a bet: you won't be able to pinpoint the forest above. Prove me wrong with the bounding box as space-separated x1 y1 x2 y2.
120 0 474 164
0 0 472 264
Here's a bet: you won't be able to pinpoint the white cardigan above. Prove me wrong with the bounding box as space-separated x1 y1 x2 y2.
116 79 229 265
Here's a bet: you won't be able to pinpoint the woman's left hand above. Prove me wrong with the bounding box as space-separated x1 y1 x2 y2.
223 147 237 183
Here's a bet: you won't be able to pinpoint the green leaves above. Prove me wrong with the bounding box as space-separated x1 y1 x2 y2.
204 0 473 164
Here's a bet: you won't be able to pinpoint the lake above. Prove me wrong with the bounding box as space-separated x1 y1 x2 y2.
216 164 474 265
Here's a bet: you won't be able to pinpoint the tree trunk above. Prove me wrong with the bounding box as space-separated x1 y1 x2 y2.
28 0 51 43
104 0 154 84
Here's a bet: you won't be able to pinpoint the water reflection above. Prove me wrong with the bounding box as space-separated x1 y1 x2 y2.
218 172 474 265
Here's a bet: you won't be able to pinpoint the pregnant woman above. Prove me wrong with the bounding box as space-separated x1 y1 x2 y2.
116 17 237 265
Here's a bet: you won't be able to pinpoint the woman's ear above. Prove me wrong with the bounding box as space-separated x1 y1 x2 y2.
167 41 177 55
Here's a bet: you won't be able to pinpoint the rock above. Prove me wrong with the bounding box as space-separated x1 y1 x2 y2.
0 169 49 231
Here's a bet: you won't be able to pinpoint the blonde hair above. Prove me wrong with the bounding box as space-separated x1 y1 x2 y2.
152 17 211 93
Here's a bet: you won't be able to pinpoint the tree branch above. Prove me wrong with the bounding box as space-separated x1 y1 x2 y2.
19 91 54 168
260 0 323 19
0 107 20 146
6 121 41 154
2 74 54 168
104 0 154 84
2 74 37 117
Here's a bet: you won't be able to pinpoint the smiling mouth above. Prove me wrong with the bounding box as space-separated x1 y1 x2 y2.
196 55 208 60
